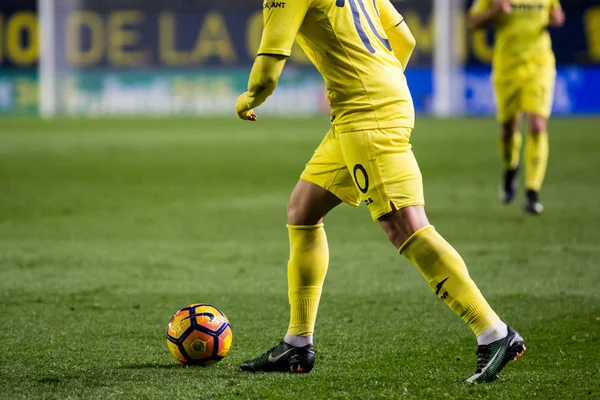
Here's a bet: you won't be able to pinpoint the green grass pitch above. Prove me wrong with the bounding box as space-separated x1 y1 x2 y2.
0 116 599 399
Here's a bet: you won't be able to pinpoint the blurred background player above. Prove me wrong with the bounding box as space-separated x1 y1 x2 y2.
236 0 525 383
469 0 565 215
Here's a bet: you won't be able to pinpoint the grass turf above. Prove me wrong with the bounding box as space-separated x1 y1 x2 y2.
0 116 599 399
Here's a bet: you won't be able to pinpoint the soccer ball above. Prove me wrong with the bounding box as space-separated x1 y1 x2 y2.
166 303 233 366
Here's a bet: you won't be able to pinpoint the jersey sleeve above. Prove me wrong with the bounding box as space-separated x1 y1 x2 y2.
376 0 404 31
257 0 311 57
469 0 491 15
550 0 562 10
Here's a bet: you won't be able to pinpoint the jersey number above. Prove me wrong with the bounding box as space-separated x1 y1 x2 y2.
336 0 391 54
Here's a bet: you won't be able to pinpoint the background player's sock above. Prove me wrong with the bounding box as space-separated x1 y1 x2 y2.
399 226 500 336
477 321 508 345
525 132 549 191
285 224 329 344
500 131 522 170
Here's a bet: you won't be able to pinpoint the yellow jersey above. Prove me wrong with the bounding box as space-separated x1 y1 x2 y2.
469 0 561 80
259 0 414 132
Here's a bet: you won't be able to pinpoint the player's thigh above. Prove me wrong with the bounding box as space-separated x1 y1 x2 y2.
300 129 361 209
521 70 556 120
494 80 521 124
337 128 424 221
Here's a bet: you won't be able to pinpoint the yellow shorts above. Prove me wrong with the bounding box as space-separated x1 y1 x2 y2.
300 127 424 221
494 66 556 123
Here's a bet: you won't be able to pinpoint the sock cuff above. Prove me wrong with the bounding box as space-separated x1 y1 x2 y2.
398 225 435 254
287 224 325 231
463 295 501 336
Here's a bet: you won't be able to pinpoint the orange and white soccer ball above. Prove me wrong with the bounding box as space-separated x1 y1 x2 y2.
166 303 233 366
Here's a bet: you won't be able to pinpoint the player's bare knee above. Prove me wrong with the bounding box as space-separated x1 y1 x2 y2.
287 200 324 226
528 115 547 135
384 227 408 250
287 179 342 226
379 205 430 249
383 221 422 250
500 118 519 141
287 200 305 225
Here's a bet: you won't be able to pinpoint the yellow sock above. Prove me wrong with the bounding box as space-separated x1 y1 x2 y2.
500 132 522 170
286 224 329 337
399 226 500 336
525 132 549 191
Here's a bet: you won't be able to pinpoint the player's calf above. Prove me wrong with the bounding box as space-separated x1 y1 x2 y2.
500 166 519 204
524 126 549 214
499 120 522 204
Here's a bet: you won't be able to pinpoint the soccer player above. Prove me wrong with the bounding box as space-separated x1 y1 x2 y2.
236 0 525 383
469 0 565 214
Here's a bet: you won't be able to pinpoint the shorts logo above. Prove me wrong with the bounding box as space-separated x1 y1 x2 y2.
353 164 369 194
264 1 286 8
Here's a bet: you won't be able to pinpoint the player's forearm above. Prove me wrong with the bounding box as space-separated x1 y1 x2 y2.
469 9 501 30
548 6 565 27
386 21 416 71
239 55 287 110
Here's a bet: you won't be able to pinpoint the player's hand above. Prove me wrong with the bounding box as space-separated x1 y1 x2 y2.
549 8 565 27
493 0 512 14
235 93 258 122
238 109 258 121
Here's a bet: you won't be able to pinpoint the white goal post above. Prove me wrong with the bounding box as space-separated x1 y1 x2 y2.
39 0 57 118
433 0 465 117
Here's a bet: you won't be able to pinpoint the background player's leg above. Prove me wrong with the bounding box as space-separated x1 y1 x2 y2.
524 114 549 214
494 79 522 204
285 179 342 347
499 116 522 204
379 205 505 341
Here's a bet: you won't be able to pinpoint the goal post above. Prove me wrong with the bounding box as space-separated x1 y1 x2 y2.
38 0 57 117
433 0 465 117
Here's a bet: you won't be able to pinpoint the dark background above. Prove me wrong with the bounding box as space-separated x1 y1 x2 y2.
1 0 598 69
